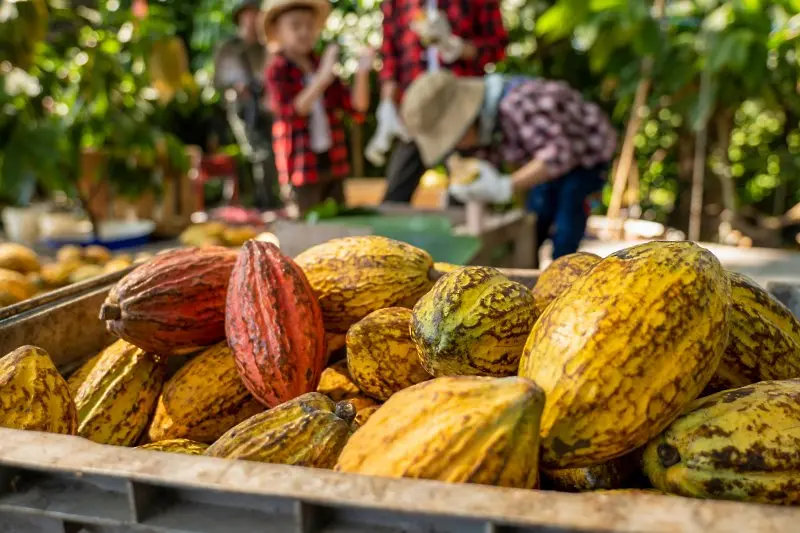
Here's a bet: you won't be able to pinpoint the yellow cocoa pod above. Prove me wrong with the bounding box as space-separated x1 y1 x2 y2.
531 252 601 315
137 439 209 455
433 262 461 274
222 226 258 247
543 451 640 492
102 257 133 275
447 154 481 185
68 264 104 284
708 272 800 391
205 392 355 467
82 245 112 265
325 332 346 359
0 243 40 273
317 360 362 400
56 245 83 264
40 260 82 288
179 223 227 247
347 308 431 401
0 346 77 434
644 379 800 505
412 267 538 377
335 376 545 488
353 404 380 429
589 489 666 495
520 241 731 469
295 236 436 333
71 339 166 446
0 268 36 304
147 342 265 444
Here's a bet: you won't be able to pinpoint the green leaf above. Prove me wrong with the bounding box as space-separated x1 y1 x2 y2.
589 0 625 11
536 3 576 41
703 4 734 32
734 0 762 12
632 18 662 57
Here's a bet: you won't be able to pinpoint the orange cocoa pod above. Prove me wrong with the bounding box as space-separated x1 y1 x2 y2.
226 241 327 407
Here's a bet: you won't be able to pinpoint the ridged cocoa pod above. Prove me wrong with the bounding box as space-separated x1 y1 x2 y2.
531 252 601 316
542 450 641 492
226 241 326 407
205 392 355 467
412 267 538 377
99 247 238 356
294 236 436 333
347 308 431 401
353 404 380 429
137 439 209 455
316 360 379 411
71 339 166 446
0 346 77 434
709 272 800 391
147 342 265 444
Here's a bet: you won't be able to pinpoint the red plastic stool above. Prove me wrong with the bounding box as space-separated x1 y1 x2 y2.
192 154 240 211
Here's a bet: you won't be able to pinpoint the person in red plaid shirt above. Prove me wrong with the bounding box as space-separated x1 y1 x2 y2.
401 71 618 259
365 0 508 203
262 0 372 215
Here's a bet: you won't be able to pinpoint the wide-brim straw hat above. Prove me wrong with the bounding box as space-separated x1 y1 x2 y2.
261 0 331 45
400 71 486 167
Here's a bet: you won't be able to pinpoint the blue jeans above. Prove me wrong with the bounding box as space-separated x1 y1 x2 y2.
525 163 608 259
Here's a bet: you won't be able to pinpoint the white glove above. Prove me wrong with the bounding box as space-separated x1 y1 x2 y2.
439 35 465 64
449 160 513 204
365 100 409 166
411 10 452 46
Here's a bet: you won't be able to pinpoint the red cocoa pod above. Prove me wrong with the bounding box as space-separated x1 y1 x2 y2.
99 247 238 356
226 241 327 408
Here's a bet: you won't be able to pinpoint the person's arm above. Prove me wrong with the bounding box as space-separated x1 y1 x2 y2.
292 46 339 116
351 61 371 113
509 159 553 191
453 0 508 66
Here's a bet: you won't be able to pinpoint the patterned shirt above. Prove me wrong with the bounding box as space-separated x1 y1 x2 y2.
380 0 508 99
486 79 617 179
265 52 353 187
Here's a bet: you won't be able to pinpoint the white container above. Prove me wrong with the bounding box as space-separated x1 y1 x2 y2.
1 205 43 244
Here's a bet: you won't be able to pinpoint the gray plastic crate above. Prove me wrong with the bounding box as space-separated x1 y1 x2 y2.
0 271 798 533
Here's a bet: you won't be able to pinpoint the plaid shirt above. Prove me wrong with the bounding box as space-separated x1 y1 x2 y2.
481 79 617 179
265 52 352 187
380 0 508 99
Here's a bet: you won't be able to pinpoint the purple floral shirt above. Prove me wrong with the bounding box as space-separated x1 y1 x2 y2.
483 79 617 179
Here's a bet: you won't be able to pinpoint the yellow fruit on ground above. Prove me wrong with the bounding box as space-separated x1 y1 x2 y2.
102 257 133 274
335 376 545 489
644 379 800 505
412 267 538 377
0 346 77 434
520 241 731 469
137 439 209 455
56 245 82 264
0 243 40 273
179 223 226 247
222 226 258 247
82 245 112 265
147 342 265 444
295 236 436 333
0 268 36 304
205 392 355 467
531 252 601 315
346 308 431 401
40 260 83 288
709 272 800 391
71 339 166 446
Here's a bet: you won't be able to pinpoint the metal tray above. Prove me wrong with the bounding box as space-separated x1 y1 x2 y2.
0 272 798 533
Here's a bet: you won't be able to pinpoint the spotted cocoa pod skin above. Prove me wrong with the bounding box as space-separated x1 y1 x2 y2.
412 267 538 378
100 247 239 356
347 307 431 401
137 438 209 455
520 241 731 469
0 345 77 434
147 342 265 444
226 241 326 408
70 339 166 446
531 252 601 316
644 379 800 505
708 272 800 392
205 392 353 467
295 236 436 333
543 450 641 492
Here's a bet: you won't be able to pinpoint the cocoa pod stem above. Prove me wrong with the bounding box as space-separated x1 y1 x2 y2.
335 401 357 425
99 303 121 320
428 267 445 282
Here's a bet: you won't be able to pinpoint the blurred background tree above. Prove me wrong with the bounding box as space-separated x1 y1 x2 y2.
2 0 799 244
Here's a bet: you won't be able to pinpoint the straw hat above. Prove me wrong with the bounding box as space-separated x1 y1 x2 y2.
260 0 331 45
400 71 486 166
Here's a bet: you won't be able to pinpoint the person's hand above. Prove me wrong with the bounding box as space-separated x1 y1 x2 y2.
317 44 340 83
438 35 465 64
449 160 513 204
411 10 452 46
357 47 375 72
365 100 409 166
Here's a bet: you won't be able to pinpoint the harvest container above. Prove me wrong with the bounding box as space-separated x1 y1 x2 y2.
0 272 798 533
